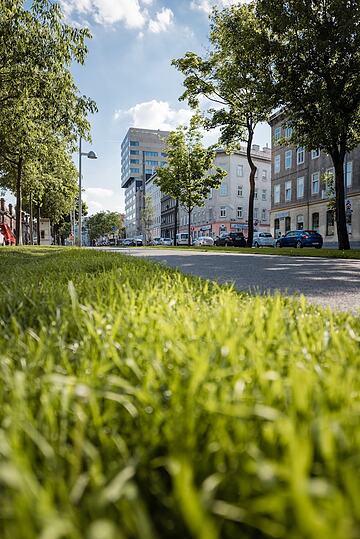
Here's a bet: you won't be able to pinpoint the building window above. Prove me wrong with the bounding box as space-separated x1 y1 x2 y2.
285 216 291 232
262 170 267 180
262 189 267 201
311 148 320 159
284 126 293 139
274 154 281 173
41 230 45 239
130 150 139 155
297 215 304 230
145 169 154 175
237 165 244 177
144 151 158 157
237 185 243 197
344 161 353 187
326 210 335 236
220 183 228 196
161 152 167 157
130 159 139 164
297 147 305 165
130 141 139 146
311 172 320 194
145 160 158 167
261 208 267 221
297 177 304 198
285 180 292 201
220 206 226 218
312 212 320 232
130 168 140 174
254 207 259 220
274 127 281 142
285 150 292 170
274 218 280 237
254 188 258 200
274 184 280 204
208 189 213 199
237 206 243 218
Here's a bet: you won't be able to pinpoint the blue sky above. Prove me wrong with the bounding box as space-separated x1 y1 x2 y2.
65 0 271 214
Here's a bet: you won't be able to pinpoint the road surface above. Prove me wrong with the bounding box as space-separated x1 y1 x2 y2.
112 248 360 312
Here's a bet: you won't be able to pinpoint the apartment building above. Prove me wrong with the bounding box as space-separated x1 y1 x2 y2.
178 146 272 239
145 173 162 239
270 112 360 246
121 128 169 238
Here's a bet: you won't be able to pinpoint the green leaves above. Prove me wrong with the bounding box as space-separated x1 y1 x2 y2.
87 212 124 242
0 248 360 537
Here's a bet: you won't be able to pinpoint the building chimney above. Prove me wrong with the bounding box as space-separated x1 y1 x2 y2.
8 203 13 215
0 198 4 211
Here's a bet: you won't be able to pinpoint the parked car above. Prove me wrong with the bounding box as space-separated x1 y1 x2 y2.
275 230 323 249
176 232 191 245
214 232 247 247
151 237 163 246
161 238 173 246
253 231 275 248
123 238 135 246
194 236 214 246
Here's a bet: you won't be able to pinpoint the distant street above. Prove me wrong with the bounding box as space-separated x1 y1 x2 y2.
118 248 360 312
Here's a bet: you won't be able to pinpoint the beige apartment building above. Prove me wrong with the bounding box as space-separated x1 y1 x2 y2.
269 112 360 246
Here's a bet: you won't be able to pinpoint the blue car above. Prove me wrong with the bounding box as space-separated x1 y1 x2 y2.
275 230 323 249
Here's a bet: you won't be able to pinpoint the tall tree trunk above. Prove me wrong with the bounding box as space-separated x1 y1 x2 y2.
174 198 179 246
29 191 33 245
246 120 256 248
188 208 192 246
15 156 23 245
36 204 41 246
331 149 350 250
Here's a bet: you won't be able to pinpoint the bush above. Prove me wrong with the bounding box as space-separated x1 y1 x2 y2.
0 248 359 539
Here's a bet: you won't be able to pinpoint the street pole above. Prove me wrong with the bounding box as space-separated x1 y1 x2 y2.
78 136 82 247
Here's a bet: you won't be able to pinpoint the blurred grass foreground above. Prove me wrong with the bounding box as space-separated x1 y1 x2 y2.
0 248 359 539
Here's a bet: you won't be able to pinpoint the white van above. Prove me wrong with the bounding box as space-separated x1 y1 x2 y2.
176 233 191 245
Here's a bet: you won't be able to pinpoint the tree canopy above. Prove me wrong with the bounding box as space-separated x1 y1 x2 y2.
155 117 226 245
173 2 274 246
0 0 96 244
87 212 124 242
256 0 360 249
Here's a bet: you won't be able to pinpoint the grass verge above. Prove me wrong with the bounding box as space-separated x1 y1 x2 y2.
133 245 360 259
0 247 359 539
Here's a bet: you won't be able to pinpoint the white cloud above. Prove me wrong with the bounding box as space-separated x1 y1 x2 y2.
61 0 145 27
84 187 124 214
148 7 173 33
61 0 174 33
114 99 193 130
191 0 242 14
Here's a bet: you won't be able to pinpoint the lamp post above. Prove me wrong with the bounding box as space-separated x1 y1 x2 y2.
78 136 97 247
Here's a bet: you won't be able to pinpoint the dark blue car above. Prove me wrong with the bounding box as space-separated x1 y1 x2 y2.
275 230 323 249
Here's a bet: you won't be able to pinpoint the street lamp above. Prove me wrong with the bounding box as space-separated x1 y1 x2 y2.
78 137 97 247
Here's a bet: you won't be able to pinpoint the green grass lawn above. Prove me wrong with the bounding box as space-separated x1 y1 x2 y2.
0 247 359 539
141 245 360 259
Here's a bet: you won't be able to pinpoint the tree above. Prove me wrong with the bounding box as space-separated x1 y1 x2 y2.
155 117 226 246
141 194 154 245
256 0 360 250
173 2 274 246
87 212 124 243
0 0 96 244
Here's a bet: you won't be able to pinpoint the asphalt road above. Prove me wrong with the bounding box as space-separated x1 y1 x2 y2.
114 247 360 312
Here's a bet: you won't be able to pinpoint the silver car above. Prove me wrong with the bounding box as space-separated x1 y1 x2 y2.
253 232 275 248
194 236 214 246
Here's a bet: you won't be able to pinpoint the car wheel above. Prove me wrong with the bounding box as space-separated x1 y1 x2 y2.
225 241 229 247
254 242 259 248
276 241 281 248
296 240 303 249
